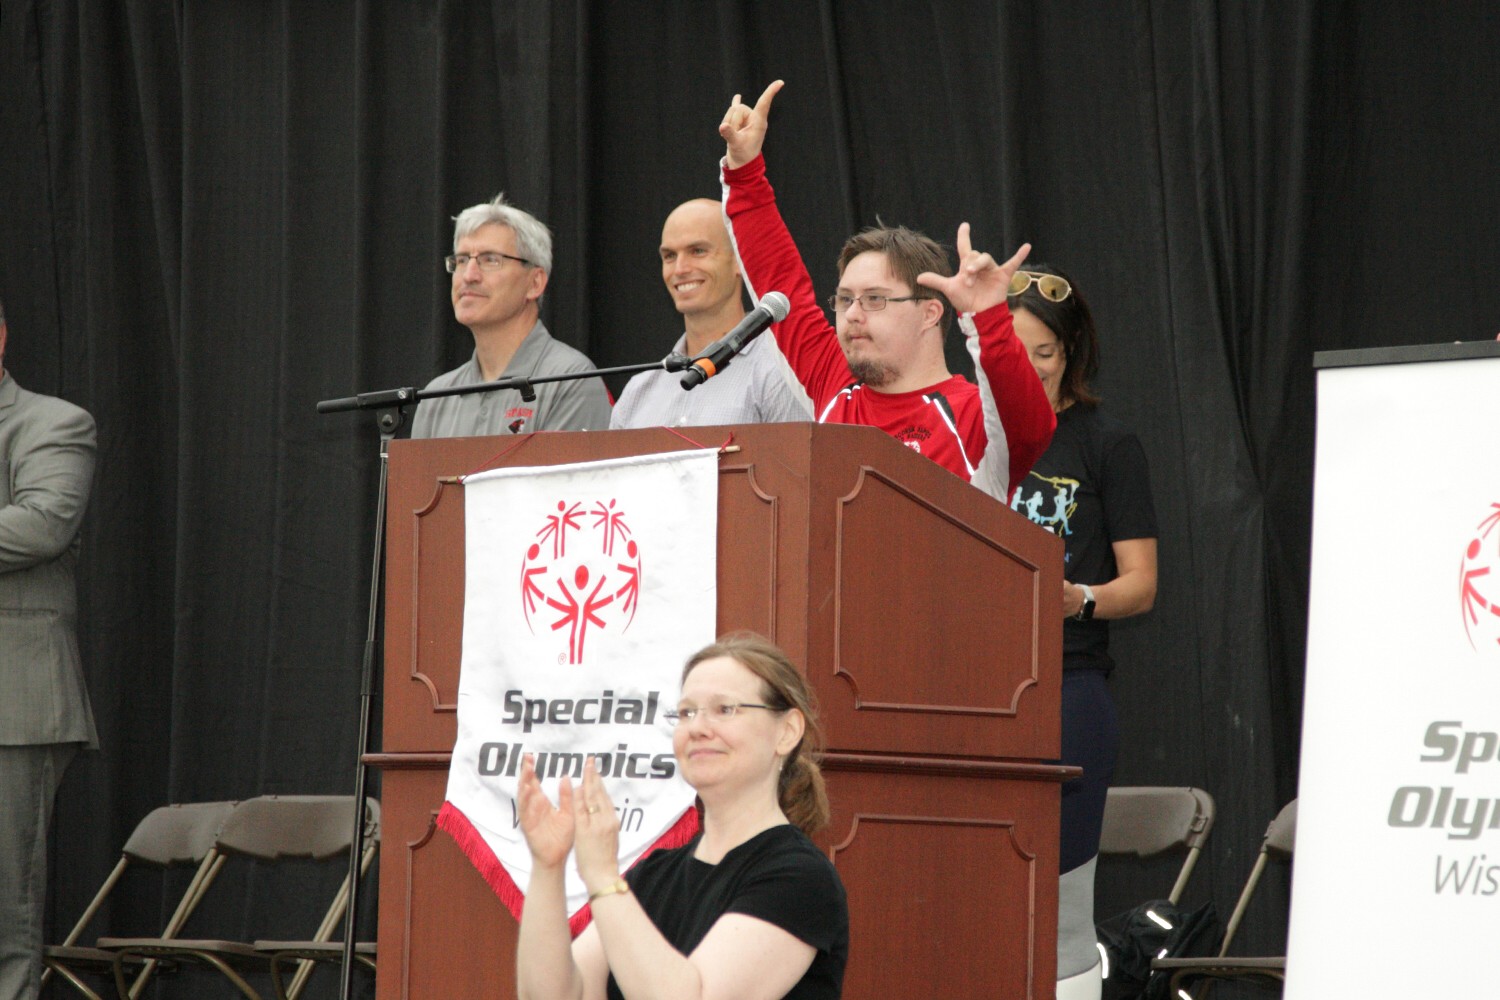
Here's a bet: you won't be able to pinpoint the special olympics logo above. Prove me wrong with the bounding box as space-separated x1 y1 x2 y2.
519 499 643 664
1459 503 1500 653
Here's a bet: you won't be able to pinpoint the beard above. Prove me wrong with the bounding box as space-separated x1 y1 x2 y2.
847 355 897 388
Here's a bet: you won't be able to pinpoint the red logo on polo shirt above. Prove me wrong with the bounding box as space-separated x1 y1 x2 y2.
519 498 643 664
1459 503 1500 653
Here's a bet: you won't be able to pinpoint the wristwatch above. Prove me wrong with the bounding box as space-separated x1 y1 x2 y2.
1075 584 1096 622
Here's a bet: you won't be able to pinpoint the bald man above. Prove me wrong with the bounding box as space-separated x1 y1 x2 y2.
610 199 811 429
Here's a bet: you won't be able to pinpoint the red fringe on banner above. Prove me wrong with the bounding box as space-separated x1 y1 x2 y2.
436 801 526 919
437 799 702 937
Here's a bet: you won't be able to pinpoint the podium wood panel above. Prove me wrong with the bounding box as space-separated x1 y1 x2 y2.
375 766 516 1000
374 424 1065 999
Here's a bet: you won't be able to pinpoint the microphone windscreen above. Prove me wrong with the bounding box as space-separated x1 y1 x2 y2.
759 291 791 322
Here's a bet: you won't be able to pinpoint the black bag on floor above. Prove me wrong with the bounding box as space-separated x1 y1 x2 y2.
1097 898 1220 1000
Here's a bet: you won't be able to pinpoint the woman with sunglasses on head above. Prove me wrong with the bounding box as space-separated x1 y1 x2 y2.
1002 266 1158 1000
515 633 849 1000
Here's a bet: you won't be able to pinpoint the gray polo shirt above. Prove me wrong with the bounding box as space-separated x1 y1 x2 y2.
411 320 612 438
610 330 812 429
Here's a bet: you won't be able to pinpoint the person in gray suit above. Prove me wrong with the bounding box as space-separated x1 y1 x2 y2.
0 295 97 1000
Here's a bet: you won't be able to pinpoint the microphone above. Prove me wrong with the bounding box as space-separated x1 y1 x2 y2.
680 292 791 389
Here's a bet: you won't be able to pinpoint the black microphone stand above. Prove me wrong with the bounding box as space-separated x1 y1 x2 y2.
315 351 694 1000
315 353 700 417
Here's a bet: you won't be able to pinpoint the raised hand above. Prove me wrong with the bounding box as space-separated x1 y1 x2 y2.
571 757 623 890
917 224 1031 317
720 80 784 169
516 753 575 869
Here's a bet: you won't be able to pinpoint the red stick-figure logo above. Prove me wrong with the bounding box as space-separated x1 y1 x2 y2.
593 499 631 556
1459 503 1500 653
519 497 645 663
536 501 584 559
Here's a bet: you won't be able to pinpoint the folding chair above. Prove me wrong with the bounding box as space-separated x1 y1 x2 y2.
98 794 379 1000
42 800 239 1000
254 812 382 1000
1099 786 1217 904
255 940 377 1000
1151 797 1297 996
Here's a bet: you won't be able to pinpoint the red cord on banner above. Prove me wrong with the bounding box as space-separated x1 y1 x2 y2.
446 435 537 484
660 426 739 454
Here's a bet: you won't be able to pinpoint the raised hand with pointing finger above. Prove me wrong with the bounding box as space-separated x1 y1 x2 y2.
720 80 784 169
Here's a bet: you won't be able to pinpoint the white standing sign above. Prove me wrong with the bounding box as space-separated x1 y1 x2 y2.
1288 346 1500 995
438 449 719 932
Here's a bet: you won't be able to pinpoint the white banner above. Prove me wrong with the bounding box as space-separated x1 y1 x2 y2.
1287 352 1500 995
437 449 719 930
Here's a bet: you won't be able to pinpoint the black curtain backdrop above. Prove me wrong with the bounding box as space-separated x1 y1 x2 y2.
3 1 1498 993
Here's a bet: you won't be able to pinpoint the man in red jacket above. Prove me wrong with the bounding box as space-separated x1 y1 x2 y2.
717 80 1054 499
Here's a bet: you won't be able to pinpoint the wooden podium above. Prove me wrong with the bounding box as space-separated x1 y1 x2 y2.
369 423 1068 999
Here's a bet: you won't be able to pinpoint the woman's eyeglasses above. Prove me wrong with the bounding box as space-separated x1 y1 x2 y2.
663 702 774 726
1007 271 1073 303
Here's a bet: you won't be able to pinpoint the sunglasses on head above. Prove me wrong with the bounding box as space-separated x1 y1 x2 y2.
1007 271 1073 303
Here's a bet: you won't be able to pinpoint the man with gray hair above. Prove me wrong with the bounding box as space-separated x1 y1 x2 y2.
411 194 611 438
0 294 98 1000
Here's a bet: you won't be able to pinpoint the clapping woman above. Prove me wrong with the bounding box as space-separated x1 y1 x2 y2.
516 634 849 1000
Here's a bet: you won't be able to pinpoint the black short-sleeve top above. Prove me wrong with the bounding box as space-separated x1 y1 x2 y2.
606 824 849 999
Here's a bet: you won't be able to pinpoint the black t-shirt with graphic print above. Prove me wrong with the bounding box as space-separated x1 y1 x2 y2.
1011 404 1157 673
